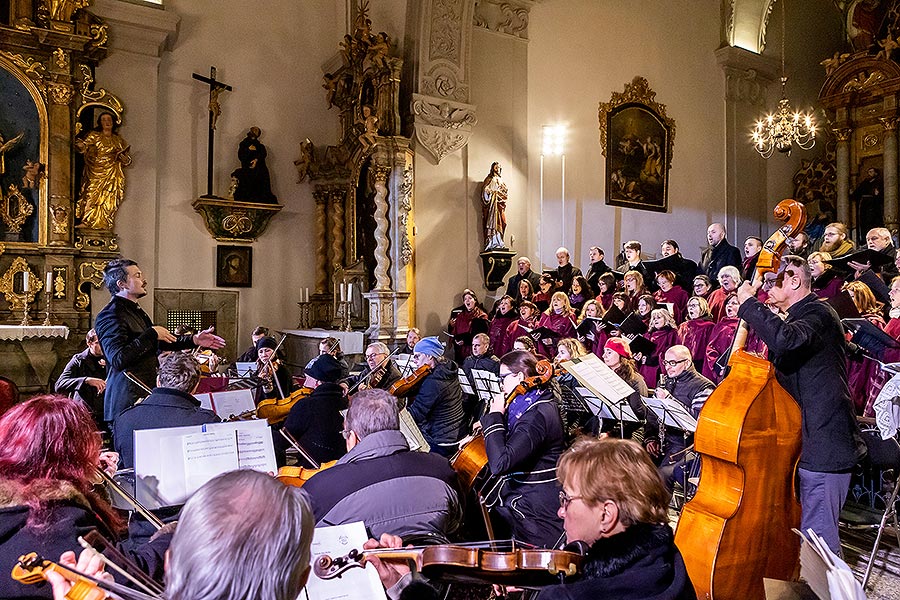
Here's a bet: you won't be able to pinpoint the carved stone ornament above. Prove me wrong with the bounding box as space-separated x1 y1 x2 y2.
0 51 47 82
50 203 69 234
397 164 413 265
52 266 66 299
843 70 887 93
723 66 767 107
53 48 70 70
75 260 108 310
598 76 676 162
412 93 477 163
191 196 283 242
74 228 118 253
89 23 108 47
479 248 516 291
44 0 90 23
1 185 34 233
473 0 531 39
0 257 43 311
48 82 74 105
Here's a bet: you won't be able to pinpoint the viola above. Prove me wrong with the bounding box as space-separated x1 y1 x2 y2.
256 386 311 425
276 461 338 487
388 364 432 397
452 359 554 499
313 542 581 588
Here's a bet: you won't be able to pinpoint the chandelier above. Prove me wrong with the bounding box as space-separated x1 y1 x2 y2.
751 0 816 158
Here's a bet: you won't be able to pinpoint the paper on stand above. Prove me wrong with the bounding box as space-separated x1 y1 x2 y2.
183 430 239 497
303 521 387 600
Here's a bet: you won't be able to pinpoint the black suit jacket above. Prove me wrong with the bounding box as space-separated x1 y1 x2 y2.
95 295 194 423
700 240 742 285
55 348 107 420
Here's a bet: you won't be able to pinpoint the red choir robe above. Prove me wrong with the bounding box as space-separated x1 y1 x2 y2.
653 286 689 324
597 292 614 311
704 317 739 383
450 306 488 362
677 318 715 372
638 326 679 387
489 312 518 357
847 312 886 416
506 315 544 356
537 310 577 358
707 288 729 322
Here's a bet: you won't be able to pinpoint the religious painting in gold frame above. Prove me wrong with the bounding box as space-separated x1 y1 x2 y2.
216 245 252 288
599 77 675 213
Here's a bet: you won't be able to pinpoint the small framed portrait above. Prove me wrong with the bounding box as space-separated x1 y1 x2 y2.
216 245 252 287
599 77 676 213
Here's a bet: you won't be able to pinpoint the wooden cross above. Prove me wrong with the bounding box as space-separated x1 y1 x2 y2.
192 66 233 197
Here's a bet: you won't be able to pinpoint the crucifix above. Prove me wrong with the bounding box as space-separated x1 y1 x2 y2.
192 66 233 197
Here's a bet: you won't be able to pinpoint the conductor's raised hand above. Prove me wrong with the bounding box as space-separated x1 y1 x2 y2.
194 326 226 350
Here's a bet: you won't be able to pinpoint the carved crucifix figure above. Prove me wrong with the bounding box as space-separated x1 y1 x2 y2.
192 67 233 197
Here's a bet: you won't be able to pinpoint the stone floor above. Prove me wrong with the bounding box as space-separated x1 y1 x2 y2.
841 525 900 599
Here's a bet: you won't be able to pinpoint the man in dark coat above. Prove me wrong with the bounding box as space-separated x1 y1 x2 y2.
94 259 225 426
585 246 613 296
55 328 107 426
699 223 742 288
113 352 219 469
554 247 583 293
407 337 467 456
460 333 501 427
737 255 866 555
283 354 347 467
506 256 542 299
303 389 463 539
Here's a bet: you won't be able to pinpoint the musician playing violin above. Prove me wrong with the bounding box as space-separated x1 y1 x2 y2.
255 336 293 403
483 350 565 548
344 342 402 392
406 337 467 457
282 354 347 467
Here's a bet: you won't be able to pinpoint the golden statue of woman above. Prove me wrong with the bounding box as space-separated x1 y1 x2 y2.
75 112 132 230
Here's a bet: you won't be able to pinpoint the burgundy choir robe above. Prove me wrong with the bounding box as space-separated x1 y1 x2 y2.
677 318 715 372
537 311 577 358
704 317 739 383
638 327 678 387
653 286 689 324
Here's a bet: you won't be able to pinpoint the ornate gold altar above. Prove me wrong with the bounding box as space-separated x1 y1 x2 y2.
296 5 415 344
0 1 122 391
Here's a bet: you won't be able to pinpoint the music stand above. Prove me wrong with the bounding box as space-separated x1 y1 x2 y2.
574 386 641 438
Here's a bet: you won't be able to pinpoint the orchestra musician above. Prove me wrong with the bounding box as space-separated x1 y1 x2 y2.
406 337 467 457
283 354 347 467
236 325 269 363
54 328 106 428
94 258 225 426
737 255 866 555
344 342 402 392
255 336 294 403
0 395 171 599
482 350 565 548
400 328 421 355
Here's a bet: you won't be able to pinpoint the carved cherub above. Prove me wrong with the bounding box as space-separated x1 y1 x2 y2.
357 105 378 149
21 160 45 189
366 32 391 69
294 138 315 183
878 36 900 61
323 73 338 108
820 51 850 75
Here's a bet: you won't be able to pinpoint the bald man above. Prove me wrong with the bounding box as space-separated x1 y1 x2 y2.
699 223 741 288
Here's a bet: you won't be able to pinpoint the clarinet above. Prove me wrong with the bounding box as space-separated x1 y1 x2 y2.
657 372 667 453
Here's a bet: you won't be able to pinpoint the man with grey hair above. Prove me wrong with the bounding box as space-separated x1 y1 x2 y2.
302 388 463 540
344 341 402 392
506 255 542 299
167 469 314 600
113 352 219 468
737 255 865 555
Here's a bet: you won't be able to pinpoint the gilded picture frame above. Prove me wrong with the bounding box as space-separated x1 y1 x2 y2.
599 77 676 213
216 245 252 288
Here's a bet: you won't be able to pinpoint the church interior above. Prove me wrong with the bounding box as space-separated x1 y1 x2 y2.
4 0 900 598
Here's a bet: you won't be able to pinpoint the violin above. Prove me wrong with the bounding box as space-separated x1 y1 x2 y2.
276 461 338 487
388 364 432 397
12 552 161 600
256 386 311 425
313 542 581 588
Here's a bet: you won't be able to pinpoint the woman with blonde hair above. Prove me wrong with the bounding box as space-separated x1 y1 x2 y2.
537 292 577 357
622 270 647 313
677 296 716 372
843 280 885 414
536 437 694 599
636 308 678 387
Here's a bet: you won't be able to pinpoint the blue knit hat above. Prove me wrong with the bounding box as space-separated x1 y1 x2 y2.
414 336 444 358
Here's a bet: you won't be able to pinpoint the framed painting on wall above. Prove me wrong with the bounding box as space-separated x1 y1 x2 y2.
216 245 252 287
599 77 676 213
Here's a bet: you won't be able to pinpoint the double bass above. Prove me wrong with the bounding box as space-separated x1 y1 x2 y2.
674 199 806 599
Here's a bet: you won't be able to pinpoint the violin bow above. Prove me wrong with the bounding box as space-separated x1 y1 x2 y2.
260 334 289 399
79 534 164 597
96 468 165 530
13 552 161 600
124 371 153 396
279 428 321 469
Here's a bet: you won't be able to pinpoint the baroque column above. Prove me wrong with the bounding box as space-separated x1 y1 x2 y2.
880 118 899 234
833 128 852 226
311 187 330 295
370 165 393 291
329 188 345 278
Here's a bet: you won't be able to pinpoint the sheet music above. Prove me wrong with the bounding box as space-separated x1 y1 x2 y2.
234 362 256 377
303 521 387 600
471 369 501 403
183 430 239 497
205 419 278 472
398 408 430 453
795 528 865 600
560 354 636 402
641 395 698 431
395 354 415 377
458 373 475 395
193 388 256 419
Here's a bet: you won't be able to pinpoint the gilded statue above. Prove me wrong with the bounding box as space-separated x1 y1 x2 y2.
481 162 508 250
75 112 132 230
0 131 24 176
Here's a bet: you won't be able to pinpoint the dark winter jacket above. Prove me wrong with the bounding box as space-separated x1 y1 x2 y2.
408 361 466 456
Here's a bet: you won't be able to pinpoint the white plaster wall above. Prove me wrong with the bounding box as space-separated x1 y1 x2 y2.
527 0 726 269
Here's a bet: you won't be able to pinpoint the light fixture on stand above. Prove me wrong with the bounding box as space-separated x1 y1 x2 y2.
540 125 566 268
751 0 816 158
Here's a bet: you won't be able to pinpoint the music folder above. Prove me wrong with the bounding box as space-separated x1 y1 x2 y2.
825 248 894 271
560 354 638 405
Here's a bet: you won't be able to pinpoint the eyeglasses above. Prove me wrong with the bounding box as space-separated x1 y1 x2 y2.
662 358 689 367
559 490 584 509
365 352 386 360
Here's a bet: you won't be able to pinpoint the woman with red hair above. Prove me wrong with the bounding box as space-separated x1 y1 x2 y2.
0 395 169 599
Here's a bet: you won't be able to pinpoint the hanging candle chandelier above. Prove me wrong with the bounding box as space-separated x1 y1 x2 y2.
751 0 816 158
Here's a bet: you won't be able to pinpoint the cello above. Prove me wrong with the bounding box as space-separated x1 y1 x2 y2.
674 199 806 599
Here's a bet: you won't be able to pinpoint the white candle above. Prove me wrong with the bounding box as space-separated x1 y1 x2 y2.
304 287 310 303
22 272 29 293
348 283 353 299
46 272 53 293
340 282 346 302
